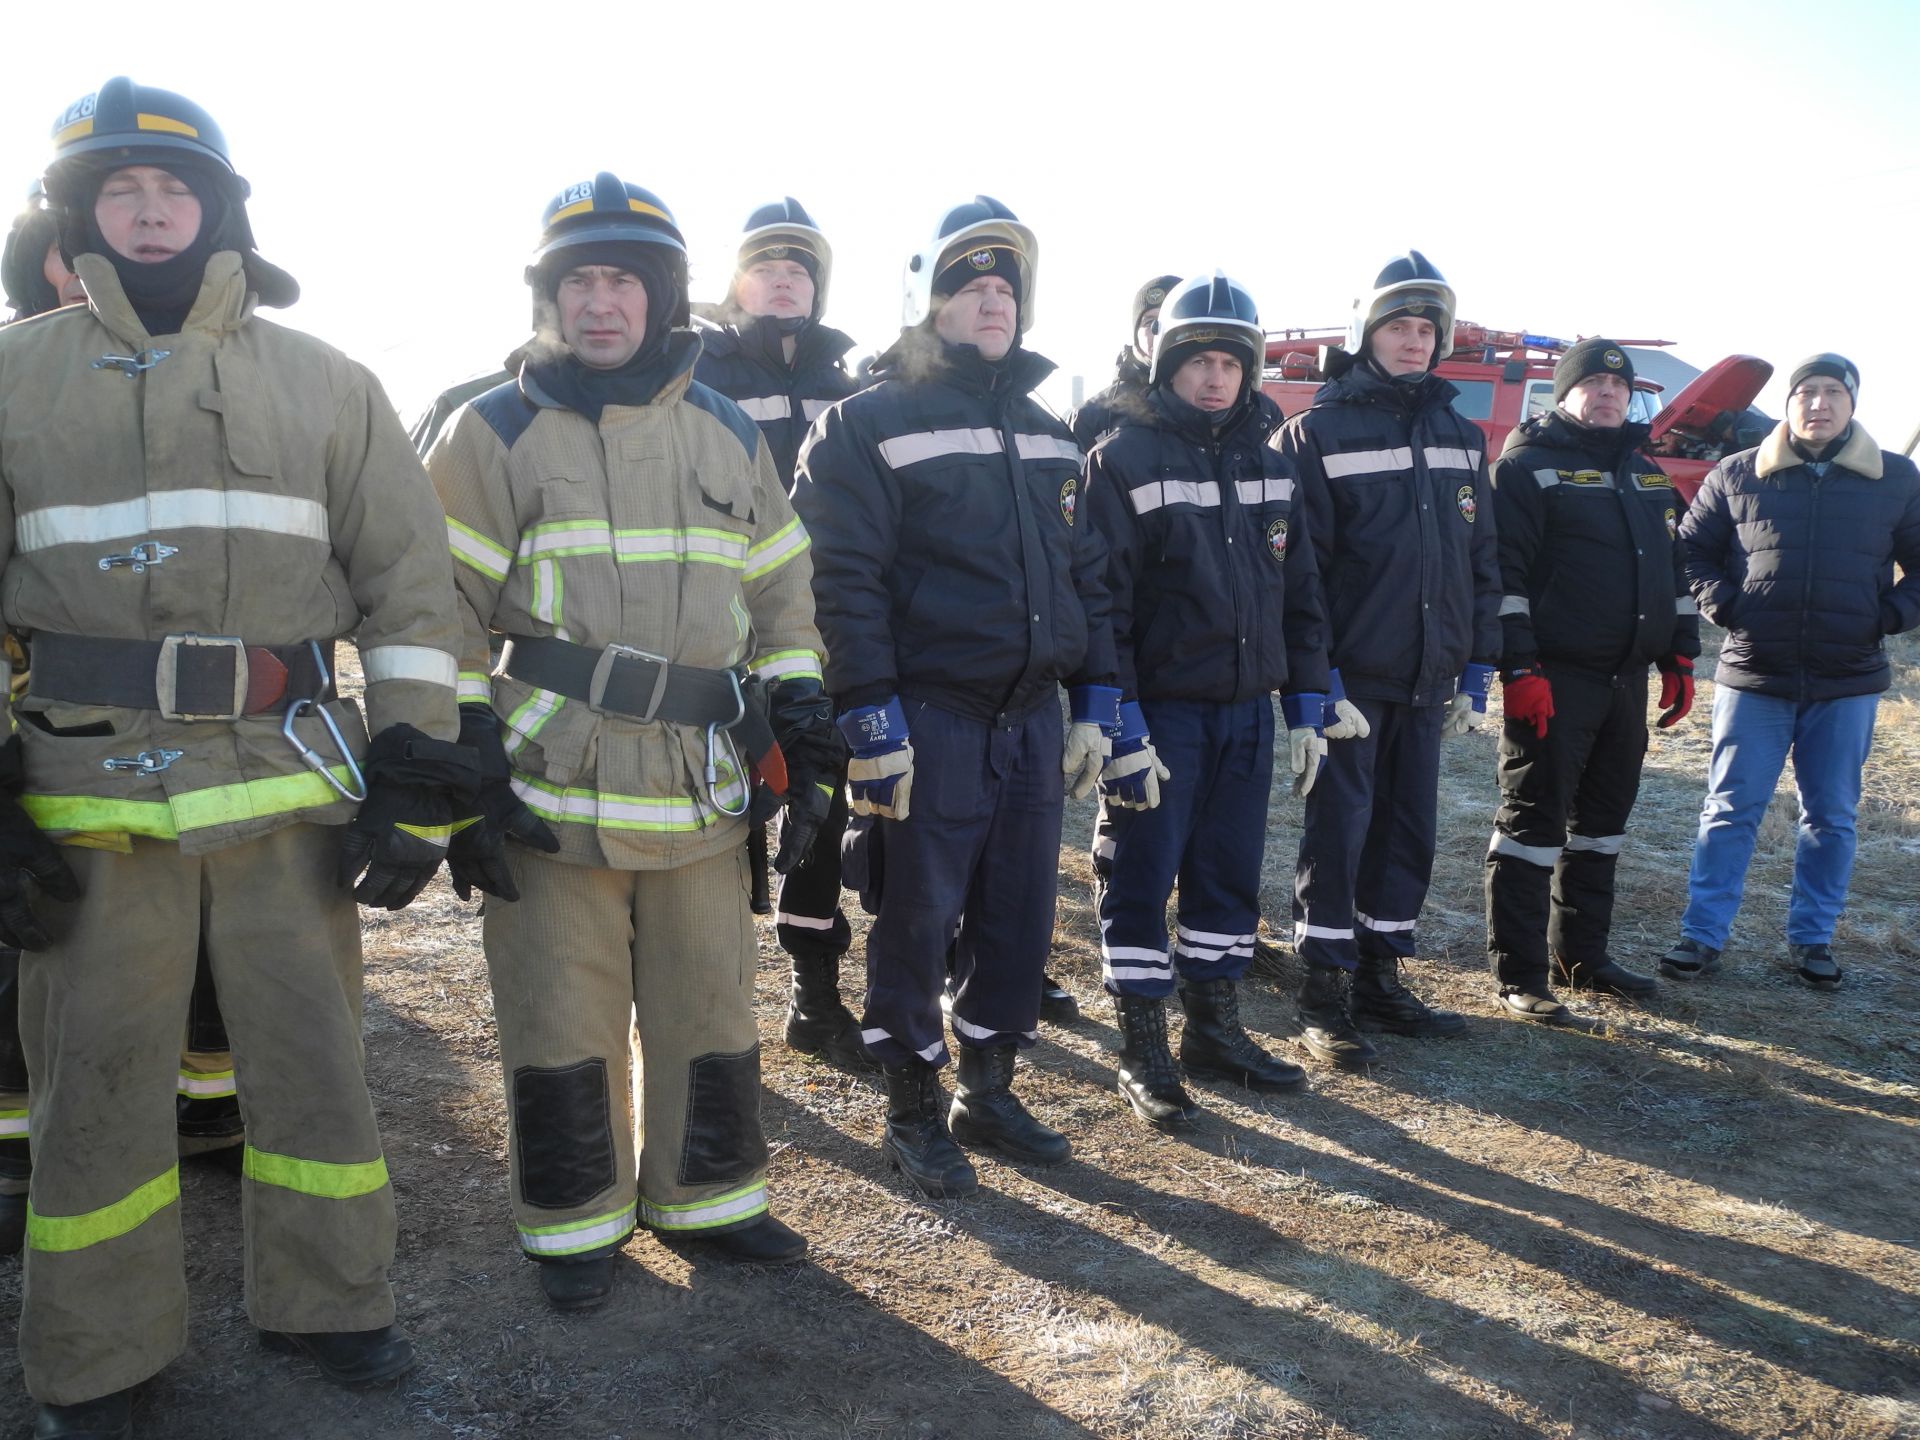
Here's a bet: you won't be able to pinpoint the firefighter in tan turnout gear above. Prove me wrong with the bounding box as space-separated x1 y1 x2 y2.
0 79 478 1438
427 173 833 1313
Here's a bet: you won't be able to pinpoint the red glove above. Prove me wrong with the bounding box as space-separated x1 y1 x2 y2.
1500 664 1555 738
1656 655 1694 728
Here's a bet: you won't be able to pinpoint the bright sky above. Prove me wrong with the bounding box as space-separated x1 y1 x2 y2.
3 0 1915 448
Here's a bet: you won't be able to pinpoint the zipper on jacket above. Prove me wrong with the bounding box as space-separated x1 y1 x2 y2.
1797 469 1824 703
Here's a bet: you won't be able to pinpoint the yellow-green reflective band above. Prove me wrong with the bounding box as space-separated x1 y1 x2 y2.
0 1108 28 1139
447 517 512 580
28 1165 178 1253
449 815 482 837
518 1201 637 1256
394 821 453 845
640 1180 767 1231
744 518 809 580
22 766 357 840
243 1146 389 1200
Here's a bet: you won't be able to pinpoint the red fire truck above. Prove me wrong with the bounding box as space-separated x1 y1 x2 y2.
1261 324 1772 505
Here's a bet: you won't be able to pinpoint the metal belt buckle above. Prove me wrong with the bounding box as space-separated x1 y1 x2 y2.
588 642 671 720
155 633 248 722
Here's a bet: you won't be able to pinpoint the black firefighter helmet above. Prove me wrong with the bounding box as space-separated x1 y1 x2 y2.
1348 250 1456 366
527 171 690 327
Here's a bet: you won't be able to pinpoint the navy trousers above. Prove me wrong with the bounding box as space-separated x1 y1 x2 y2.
1098 697 1273 998
1293 697 1443 972
859 699 1061 1067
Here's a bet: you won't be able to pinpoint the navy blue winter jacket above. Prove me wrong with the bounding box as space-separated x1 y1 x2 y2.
794 332 1116 722
693 313 860 491
1085 389 1328 704
1680 421 1920 701
1272 361 1502 705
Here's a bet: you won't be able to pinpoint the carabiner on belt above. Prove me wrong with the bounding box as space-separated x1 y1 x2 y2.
280 640 368 803
704 670 749 818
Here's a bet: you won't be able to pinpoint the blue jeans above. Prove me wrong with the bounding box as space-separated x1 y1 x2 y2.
1681 686 1879 948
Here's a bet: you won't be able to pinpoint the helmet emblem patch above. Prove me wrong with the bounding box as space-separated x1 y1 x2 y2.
968 248 997 271
1266 517 1289 559
1456 484 1477 523
1604 348 1626 369
1059 477 1077 525
1664 507 1677 538
766 244 789 258
1145 287 1165 305
1404 302 1427 316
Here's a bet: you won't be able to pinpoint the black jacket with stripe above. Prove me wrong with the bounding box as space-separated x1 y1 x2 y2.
693 314 860 490
1085 389 1328 705
1069 350 1150 454
1271 361 1502 706
1491 410 1700 677
794 332 1116 723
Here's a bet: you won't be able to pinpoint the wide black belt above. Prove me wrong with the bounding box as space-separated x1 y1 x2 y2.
28 633 335 721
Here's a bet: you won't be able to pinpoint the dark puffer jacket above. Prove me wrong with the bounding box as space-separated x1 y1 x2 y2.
1272 360 1502 706
1069 351 1150 453
794 331 1116 723
1680 421 1920 701
1084 389 1328 704
694 313 860 489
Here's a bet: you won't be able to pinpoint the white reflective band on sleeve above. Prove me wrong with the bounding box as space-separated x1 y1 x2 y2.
1676 596 1699 615
1175 924 1248 949
1499 595 1532 616
734 395 792 422
457 676 493 702
1322 447 1413 479
17 489 329 552
1104 963 1174 982
878 427 1002 468
749 649 821 681
1354 911 1418 933
519 1202 636 1255
1174 934 1255 963
361 646 458 688
641 1182 768 1233
1565 832 1626 855
1100 943 1170 966
1423 447 1480 471
776 910 836 931
862 1025 946 1064
1532 468 1564 489
801 399 832 421
1294 923 1354 941
1014 433 1082 464
1129 478 1222 514
951 1011 1015 1042
1488 832 1562 867
1236 477 1296 505
743 518 810 580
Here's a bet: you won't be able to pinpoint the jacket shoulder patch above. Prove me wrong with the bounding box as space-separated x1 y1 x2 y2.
470 380 539 452
682 381 763 464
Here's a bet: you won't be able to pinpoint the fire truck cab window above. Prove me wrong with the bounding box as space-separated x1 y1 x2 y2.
1448 380 1495 420
1523 379 1556 419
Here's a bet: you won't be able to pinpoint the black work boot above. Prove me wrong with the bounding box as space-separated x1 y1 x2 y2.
1111 995 1200 1128
784 950 875 1070
1296 967 1379 1070
1551 950 1658 998
949 1044 1071 1165
1177 978 1307 1092
536 1254 615 1311
1498 986 1573 1024
1350 956 1466 1037
656 1213 808 1265
33 1389 132 1439
1658 936 1721 981
1790 942 1843 990
176 1093 245 1160
1038 974 1081 1025
259 1324 418 1387
881 1062 978 1198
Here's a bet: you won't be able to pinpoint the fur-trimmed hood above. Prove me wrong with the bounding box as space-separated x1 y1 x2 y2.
1755 419 1884 480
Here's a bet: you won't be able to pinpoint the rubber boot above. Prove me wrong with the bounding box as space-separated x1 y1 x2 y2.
259 1324 417 1387
537 1254 614 1311
1111 995 1200 1128
783 950 875 1070
948 1044 1071 1165
33 1389 132 1439
1177 978 1306 1091
1350 955 1466 1037
1296 967 1379 1070
881 1062 977 1199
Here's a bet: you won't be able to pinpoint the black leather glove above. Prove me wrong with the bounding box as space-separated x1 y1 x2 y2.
768 679 847 874
337 724 482 911
446 707 560 903
0 737 78 950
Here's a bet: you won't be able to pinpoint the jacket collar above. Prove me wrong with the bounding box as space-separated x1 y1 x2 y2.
1756 419 1883 480
873 327 1056 399
519 329 702 415
1504 409 1650 463
1319 357 1457 415
75 250 254 347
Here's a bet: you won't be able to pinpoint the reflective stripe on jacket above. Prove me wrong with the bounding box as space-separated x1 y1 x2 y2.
0 251 461 853
427 330 822 870
692 315 858 490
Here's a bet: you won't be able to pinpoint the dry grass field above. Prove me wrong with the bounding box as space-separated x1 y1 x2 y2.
0 628 1914 1438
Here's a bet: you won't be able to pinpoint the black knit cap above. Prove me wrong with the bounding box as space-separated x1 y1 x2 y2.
1553 337 1635 405
933 242 1022 302
1133 273 1181 329
1787 352 1858 405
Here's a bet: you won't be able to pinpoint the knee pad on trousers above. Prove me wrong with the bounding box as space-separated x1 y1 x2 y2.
513 1059 616 1210
679 1045 769 1186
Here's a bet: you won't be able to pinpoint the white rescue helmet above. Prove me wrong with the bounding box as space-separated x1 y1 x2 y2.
738 197 832 317
1347 250 1456 366
1148 270 1264 389
902 195 1037 335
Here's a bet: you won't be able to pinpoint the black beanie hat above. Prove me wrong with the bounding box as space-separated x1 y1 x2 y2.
741 239 819 284
1787 352 1859 406
1132 273 1181 330
932 242 1022 303
1553 337 1635 405
1156 330 1259 387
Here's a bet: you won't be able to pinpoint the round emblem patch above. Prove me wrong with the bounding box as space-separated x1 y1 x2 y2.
765 244 789 258
968 248 997 271
1059 476 1077 525
1456 484 1477 523
1664 506 1677 538
1145 286 1166 305
1266 517 1289 560
1604 347 1626 370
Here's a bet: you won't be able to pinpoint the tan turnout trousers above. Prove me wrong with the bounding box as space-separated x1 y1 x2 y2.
482 844 768 1260
19 827 395 1404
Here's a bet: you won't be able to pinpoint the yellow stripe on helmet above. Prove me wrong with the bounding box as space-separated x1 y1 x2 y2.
626 199 669 220
53 117 94 145
135 113 200 138
549 198 594 221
